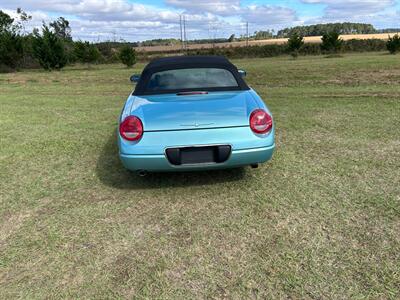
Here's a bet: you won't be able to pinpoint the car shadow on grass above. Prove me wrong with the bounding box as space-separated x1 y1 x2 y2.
96 131 246 190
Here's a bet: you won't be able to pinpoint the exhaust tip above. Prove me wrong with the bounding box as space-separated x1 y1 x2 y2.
136 170 148 177
250 164 259 169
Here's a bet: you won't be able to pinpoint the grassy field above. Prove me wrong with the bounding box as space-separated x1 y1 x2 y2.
1 53 399 299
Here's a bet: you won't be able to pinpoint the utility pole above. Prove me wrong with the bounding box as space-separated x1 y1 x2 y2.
112 30 116 43
180 15 184 52
210 23 217 49
246 22 249 47
183 15 187 51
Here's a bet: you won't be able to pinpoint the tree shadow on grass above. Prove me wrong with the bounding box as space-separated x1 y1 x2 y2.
96 130 246 190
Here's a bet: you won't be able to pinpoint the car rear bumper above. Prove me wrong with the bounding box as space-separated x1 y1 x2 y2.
119 144 275 172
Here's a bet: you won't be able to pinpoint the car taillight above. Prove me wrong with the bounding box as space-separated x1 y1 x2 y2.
250 109 273 134
119 116 143 141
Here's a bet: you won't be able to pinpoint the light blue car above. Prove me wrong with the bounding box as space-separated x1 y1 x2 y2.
118 56 275 175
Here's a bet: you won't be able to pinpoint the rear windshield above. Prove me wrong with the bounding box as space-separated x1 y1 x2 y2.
146 68 239 93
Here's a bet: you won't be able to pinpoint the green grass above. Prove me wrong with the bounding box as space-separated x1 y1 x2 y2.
1 53 399 299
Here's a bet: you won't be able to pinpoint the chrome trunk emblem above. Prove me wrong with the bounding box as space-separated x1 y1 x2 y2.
180 123 214 128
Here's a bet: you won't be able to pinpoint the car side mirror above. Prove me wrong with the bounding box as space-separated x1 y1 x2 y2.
130 74 140 83
238 69 247 78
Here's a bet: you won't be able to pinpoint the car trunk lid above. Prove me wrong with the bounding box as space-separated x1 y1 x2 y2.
131 91 254 131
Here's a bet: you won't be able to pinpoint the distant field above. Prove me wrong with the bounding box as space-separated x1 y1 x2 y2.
1 53 399 298
136 33 398 53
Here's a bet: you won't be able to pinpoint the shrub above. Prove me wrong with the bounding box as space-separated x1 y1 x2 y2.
0 10 24 70
298 43 321 56
0 30 24 69
96 42 117 63
19 35 41 68
88 45 101 63
74 41 101 64
119 45 136 67
386 34 400 54
185 44 287 59
137 38 387 62
287 33 304 58
321 31 343 54
343 39 386 52
32 25 67 70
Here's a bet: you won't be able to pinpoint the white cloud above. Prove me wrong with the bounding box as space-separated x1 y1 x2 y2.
2 0 179 23
0 0 302 41
1 0 221 40
165 0 297 25
241 5 297 25
302 0 395 18
166 0 241 16
301 0 398 28
1 0 396 41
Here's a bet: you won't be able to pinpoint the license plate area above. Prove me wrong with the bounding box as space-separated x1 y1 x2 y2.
165 145 231 166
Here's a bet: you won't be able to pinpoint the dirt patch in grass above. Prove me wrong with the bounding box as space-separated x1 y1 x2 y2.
322 69 400 86
0 198 51 249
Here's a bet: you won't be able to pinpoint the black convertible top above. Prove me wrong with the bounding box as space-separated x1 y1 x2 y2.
133 55 249 95
144 55 232 70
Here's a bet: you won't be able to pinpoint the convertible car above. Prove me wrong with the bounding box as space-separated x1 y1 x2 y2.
118 56 275 175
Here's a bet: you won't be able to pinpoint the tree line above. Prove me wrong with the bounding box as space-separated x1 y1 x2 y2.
129 23 399 48
276 23 378 38
143 34 399 60
287 31 400 57
1 9 399 72
0 9 136 71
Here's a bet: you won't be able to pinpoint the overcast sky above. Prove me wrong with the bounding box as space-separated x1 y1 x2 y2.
1 0 399 42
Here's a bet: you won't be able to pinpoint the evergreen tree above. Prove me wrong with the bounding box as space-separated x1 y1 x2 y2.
74 41 101 64
287 32 304 58
32 24 67 70
386 34 400 54
0 10 24 69
119 46 136 67
0 10 14 33
321 31 343 54
0 31 23 69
